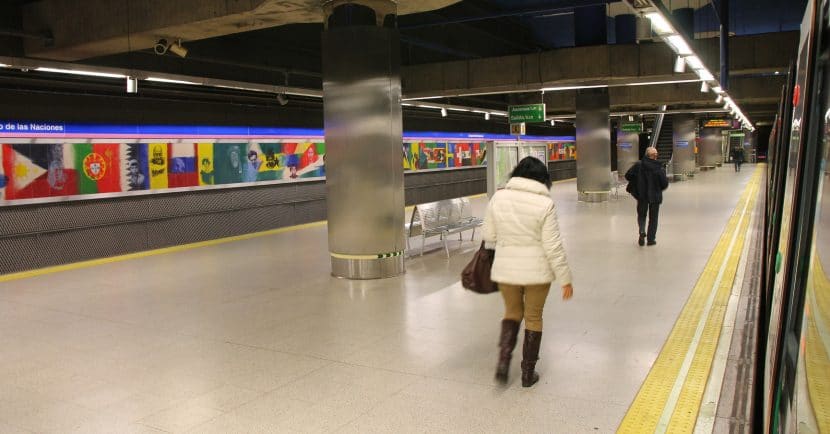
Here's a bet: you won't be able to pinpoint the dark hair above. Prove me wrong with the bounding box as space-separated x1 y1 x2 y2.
511 156 551 189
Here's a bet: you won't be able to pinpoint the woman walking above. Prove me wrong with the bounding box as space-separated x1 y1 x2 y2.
481 157 574 387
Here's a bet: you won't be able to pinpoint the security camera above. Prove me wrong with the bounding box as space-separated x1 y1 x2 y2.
168 40 188 58
276 93 288 106
154 39 169 55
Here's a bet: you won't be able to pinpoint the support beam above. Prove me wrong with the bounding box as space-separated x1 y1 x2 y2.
20 0 460 61
402 32 797 99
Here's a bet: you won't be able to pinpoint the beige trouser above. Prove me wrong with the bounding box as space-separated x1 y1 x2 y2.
499 283 551 332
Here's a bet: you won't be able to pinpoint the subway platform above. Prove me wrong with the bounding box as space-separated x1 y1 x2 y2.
0 166 761 433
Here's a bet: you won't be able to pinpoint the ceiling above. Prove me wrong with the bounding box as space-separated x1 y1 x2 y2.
0 0 809 125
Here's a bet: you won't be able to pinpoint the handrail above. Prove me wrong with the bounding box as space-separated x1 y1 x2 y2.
650 104 668 149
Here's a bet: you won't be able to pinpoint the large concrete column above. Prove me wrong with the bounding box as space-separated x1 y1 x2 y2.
616 120 640 177
576 89 611 202
699 127 722 169
672 114 697 180
322 1 405 279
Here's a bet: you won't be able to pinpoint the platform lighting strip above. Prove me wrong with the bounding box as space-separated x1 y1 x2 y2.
645 11 755 131
1 58 514 123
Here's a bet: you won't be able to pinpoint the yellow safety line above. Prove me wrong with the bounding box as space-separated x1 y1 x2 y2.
0 192 492 283
805 258 830 433
618 168 762 433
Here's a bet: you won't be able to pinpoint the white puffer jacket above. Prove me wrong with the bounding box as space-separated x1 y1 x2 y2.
481 177 572 286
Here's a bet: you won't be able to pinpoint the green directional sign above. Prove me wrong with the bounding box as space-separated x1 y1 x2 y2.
508 104 546 123
620 122 643 133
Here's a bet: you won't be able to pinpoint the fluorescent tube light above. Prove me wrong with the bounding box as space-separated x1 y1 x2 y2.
416 104 441 109
627 79 700 86
713 86 723 94
447 107 470 112
146 77 200 85
697 69 715 81
35 67 125 79
541 84 607 91
646 12 673 35
666 35 692 55
685 56 704 70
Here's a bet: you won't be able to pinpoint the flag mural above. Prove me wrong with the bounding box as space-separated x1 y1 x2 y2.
0 137 502 204
197 143 214 186
122 144 149 191
168 143 198 188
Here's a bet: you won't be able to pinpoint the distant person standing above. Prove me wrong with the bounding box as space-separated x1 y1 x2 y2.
731 146 745 172
481 156 573 387
625 147 669 246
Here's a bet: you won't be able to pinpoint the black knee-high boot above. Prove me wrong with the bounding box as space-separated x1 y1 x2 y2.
495 319 520 383
521 330 542 387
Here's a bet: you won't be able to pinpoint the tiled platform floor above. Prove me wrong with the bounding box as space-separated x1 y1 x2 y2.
0 167 756 433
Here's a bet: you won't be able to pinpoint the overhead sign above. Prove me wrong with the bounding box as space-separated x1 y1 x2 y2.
508 104 546 123
620 122 643 133
703 119 733 128
510 123 526 136
730 132 746 138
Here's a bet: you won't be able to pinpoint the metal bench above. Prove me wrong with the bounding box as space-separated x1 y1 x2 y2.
405 197 483 258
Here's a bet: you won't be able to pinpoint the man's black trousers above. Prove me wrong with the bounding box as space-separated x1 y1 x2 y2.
637 200 660 242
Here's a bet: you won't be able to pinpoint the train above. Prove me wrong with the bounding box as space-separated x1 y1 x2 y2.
758 0 830 431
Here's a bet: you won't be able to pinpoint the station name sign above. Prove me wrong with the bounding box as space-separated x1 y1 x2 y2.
508 104 546 124
0 122 65 133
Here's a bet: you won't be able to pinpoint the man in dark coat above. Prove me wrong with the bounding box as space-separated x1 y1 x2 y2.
625 146 669 246
730 146 745 172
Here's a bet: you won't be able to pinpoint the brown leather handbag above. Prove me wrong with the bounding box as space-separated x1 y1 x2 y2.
461 242 498 294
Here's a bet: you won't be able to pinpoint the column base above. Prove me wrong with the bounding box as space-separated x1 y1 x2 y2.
331 255 405 280
578 191 610 202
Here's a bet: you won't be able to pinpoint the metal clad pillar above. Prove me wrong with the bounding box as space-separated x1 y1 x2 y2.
672 114 697 179
700 127 721 168
616 121 639 177
322 1 405 279
576 89 611 202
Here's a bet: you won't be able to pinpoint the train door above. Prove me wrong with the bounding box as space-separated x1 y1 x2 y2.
763 0 821 430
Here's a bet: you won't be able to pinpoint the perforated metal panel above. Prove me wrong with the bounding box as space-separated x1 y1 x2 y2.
0 171 504 275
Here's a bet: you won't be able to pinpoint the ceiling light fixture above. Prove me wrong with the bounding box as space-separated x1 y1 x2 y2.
645 12 673 35
716 94 724 104
697 69 715 81
440 108 447 117
126 76 138 93
627 79 700 86
276 93 288 106
485 112 490 120
35 67 125 79
145 77 200 85
674 55 686 73
666 35 692 56
628 115 634 122
550 119 556 126
541 84 608 92
700 81 709 93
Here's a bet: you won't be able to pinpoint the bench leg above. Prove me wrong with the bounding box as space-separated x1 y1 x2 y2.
421 235 426 256
458 232 462 241
443 234 450 258
471 227 476 241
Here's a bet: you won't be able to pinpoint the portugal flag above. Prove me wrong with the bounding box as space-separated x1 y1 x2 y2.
74 143 121 194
